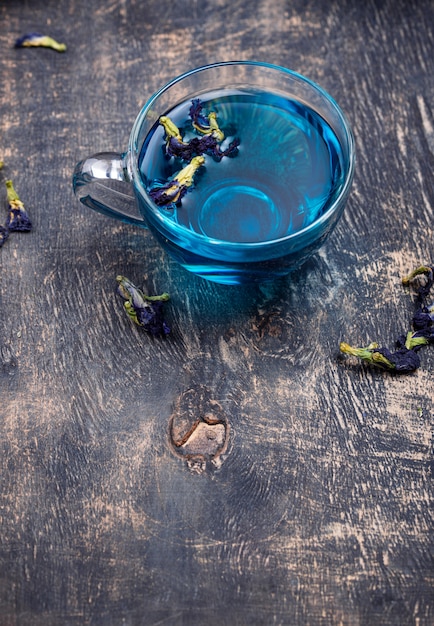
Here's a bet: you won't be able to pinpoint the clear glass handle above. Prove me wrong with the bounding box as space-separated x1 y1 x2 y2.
72 151 147 227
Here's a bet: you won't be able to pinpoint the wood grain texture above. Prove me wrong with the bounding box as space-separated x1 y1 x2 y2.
0 0 433 624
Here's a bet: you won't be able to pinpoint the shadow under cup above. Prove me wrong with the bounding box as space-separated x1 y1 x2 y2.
75 62 356 285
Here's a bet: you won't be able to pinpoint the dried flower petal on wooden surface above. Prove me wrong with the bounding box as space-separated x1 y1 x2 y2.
340 265 434 373
116 275 170 336
15 33 66 52
5 180 32 232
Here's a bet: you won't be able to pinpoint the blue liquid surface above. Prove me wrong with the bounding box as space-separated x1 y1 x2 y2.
139 89 344 245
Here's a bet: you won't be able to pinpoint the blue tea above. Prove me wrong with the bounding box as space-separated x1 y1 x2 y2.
139 89 345 245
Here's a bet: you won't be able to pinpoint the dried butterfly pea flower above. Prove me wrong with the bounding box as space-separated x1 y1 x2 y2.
159 116 183 142
116 275 170 336
206 135 240 161
159 116 200 161
183 134 240 162
5 180 32 232
15 33 66 52
340 265 434 373
189 99 225 141
402 264 433 289
159 116 239 161
403 265 434 342
149 155 205 207
340 340 422 373
151 99 240 208
167 133 239 162
411 309 434 341
149 180 187 207
165 135 202 161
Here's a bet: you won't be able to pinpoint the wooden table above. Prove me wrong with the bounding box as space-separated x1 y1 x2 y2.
1 1 433 624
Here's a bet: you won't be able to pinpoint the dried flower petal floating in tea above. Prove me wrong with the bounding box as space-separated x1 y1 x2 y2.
159 116 239 162
189 99 225 141
149 155 205 207
149 99 240 208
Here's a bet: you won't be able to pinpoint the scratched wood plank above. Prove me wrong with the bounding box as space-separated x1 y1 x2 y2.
0 0 433 624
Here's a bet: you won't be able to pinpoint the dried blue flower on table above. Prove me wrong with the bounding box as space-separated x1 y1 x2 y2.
149 155 205 207
402 264 434 306
15 33 66 52
116 275 170 336
411 307 434 342
0 225 9 248
340 264 434 373
5 180 32 232
340 340 422 373
403 266 434 344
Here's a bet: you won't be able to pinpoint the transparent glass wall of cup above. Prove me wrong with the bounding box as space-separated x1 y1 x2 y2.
73 61 355 285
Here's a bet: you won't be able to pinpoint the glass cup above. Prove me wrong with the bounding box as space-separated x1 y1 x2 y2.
72 61 355 284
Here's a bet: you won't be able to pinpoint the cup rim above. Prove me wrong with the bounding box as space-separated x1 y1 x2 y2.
129 60 356 251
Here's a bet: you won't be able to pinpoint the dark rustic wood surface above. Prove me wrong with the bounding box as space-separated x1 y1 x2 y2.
1 1 433 624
